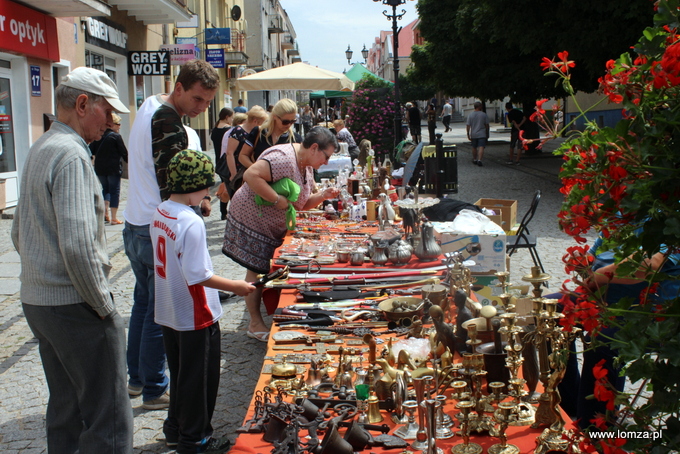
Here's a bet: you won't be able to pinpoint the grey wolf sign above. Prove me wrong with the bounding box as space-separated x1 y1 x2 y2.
127 51 170 76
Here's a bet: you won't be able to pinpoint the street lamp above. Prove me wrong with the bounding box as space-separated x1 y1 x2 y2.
373 0 410 149
345 45 353 65
361 44 369 64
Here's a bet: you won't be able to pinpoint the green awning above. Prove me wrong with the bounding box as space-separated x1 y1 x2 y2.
309 64 393 100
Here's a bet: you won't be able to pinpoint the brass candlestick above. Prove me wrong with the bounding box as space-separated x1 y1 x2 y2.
498 312 536 427
522 266 550 299
452 401 483 454
530 299 562 430
532 303 583 454
465 324 482 353
488 401 520 454
506 377 535 426
468 354 494 434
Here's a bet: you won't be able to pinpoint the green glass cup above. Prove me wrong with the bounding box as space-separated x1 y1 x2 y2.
355 384 370 401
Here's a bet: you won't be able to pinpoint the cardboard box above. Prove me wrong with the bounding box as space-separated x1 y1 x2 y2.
475 198 517 232
470 275 533 316
437 231 507 274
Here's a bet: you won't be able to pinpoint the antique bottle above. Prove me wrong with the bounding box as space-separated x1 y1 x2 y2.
370 241 389 266
415 221 442 261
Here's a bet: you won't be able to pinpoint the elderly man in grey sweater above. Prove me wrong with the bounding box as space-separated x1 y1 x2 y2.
11 67 133 453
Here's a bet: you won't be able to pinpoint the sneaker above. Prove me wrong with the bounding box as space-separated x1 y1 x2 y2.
472 160 478 165
514 161 521 165
505 161 514 165
142 391 170 410
218 291 234 301
477 161 484 167
128 384 143 397
165 437 178 448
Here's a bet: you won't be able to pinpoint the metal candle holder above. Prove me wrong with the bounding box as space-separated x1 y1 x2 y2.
488 401 520 454
394 400 419 440
451 401 483 454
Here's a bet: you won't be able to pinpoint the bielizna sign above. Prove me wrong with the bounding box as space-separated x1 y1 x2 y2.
159 44 196 65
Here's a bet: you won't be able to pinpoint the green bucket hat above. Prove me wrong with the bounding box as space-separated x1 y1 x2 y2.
166 149 215 194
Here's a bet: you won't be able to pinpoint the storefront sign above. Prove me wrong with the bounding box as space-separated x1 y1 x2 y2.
206 49 225 68
159 44 196 65
205 28 231 45
30 65 40 96
0 0 59 61
128 51 170 76
84 17 128 56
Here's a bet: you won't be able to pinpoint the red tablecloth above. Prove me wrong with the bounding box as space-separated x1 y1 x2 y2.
230 289 574 454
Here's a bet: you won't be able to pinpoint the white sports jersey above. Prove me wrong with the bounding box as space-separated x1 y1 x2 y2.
151 200 221 331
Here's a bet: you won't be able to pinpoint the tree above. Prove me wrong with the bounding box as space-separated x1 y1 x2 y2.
411 0 653 102
399 69 435 104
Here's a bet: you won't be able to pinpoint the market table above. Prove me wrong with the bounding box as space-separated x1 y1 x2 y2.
229 220 576 453
230 287 575 454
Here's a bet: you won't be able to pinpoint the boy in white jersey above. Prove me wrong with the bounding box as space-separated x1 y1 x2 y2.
151 150 255 454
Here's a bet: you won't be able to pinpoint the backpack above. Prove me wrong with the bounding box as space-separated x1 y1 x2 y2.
214 127 235 181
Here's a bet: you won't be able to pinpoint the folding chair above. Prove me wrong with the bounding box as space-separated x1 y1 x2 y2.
506 190 545 273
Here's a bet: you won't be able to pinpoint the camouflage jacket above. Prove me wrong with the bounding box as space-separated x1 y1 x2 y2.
151 104 188 201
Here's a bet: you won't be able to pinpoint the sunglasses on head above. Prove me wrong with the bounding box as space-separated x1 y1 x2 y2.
277 116 295 126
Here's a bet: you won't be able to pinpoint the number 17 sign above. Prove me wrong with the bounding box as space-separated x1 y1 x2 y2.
31 65 41 97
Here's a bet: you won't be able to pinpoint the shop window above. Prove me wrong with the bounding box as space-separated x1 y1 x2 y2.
0 75 17 173
86 50 117 85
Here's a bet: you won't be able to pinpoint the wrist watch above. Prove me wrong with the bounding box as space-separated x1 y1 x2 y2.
203 196 211 201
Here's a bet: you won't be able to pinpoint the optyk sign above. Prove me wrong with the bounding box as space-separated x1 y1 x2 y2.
0 0 59 61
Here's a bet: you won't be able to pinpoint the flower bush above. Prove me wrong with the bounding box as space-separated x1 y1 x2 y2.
345 75 396 158
532 0 680 451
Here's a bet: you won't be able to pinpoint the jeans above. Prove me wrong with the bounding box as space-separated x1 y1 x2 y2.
97 174 122 208
442 115 451 130
123 222 169 401
23 303 133 453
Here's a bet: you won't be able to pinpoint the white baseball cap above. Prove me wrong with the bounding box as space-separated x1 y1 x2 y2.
60 67 129 113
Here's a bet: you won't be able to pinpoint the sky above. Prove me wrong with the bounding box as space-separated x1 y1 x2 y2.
279 0 420 75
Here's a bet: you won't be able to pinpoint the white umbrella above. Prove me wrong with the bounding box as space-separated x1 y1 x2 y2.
236 62 354 91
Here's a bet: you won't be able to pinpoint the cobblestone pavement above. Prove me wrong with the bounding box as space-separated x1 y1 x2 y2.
0 122 582 453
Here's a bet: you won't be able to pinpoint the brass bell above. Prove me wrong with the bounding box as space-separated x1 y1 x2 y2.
367 393 384 423
271 355 297 379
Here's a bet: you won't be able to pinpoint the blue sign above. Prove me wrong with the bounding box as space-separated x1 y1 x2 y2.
206 49 225 68
30 65 41 96
205 28 231 45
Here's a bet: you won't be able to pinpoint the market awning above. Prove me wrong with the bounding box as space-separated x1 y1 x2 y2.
309 64 392 100
235 63 354 91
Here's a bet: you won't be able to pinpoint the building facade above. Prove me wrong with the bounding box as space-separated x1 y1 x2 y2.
242 0 299 109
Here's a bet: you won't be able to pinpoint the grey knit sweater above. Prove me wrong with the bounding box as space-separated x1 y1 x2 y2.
11 121 114 317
